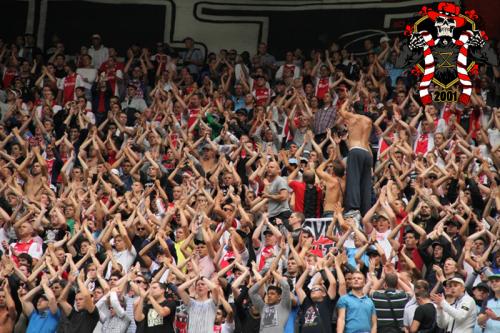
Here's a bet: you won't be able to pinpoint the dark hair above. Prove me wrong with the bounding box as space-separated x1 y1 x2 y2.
332 160 345 177
151 281 166 290
267 285 283 295
51 279 67 288
66 60 77 72
18 253 33 267
218 306 228 317
404 230 419 239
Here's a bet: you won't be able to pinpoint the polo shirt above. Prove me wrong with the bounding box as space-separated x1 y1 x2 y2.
26 308 61 333
371 289 409 330
337 291 375 333
483 298 500 333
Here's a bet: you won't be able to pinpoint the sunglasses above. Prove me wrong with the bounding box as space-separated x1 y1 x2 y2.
134 280 147 284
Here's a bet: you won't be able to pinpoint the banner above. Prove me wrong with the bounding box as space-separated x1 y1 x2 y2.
303 217 335 256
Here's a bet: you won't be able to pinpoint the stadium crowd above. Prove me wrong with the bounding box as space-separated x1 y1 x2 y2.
0 31 499 333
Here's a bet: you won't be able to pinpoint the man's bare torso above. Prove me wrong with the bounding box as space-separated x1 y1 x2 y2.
346 114 372 151
323 176 345 211
0 309 14 333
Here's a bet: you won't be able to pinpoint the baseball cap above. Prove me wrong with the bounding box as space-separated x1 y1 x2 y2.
91 34 102 39
288 158 298 165
445 277 465 286
366 247 380 256
380 36 390 43
235 108 248 115
431 239 443 247
488 273 500 280
373 213 389 221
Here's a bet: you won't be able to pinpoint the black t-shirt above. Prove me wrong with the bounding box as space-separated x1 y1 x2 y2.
140 171 168 190
300 297 334 333
135 299 176 333
66 308 99 333
234 289 260 333
413 302 436 330
414 215 438 234
42 227 66 244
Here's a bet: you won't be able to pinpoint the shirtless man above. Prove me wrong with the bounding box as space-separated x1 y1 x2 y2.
0 280 16 333
17 146 49 202
316 154 345 216
337 100 373 217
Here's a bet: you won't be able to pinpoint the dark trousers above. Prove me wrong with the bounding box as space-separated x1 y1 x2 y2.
344 147 373 216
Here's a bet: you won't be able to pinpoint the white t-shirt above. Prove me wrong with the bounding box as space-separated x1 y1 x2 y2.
187 299 217 333
77 67 98 90
375 229 394 263
106 246 137 277
88 46 109 68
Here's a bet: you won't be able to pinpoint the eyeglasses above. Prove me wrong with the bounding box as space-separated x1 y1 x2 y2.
134 280 147 284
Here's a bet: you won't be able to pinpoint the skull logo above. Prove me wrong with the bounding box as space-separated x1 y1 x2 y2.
435 16 456 38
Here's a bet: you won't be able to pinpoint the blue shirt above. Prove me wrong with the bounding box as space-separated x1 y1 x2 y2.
337 292 375 333
27 308 61 333
346 247 369 268
484 298 500 333
231 95 245 111
284 303 299 333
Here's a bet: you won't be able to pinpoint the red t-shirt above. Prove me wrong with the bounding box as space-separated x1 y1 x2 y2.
415 133 430 155
315 77 330 100
187 108 201 128
3 68 17 88
253 87 271 106
288 181 322 217
62 73 77 105
258 245 275 271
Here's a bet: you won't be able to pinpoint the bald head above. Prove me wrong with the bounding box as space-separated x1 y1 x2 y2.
267 161 280 177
